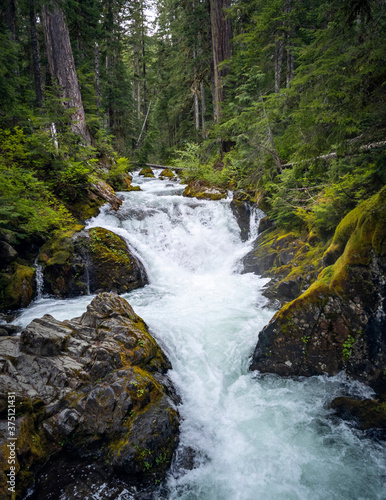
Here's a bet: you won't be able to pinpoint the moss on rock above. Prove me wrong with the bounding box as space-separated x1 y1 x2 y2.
39 226 148 298
183 180 227 200
0 262 36 312
159 168 175 179
139 167 155 178
0 293 180 497
250 187 386 393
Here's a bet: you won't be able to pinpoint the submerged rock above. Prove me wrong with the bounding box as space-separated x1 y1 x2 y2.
39 226 148 298
329 397 386 437
250 187 386 395
183 180 227 201
0 293 180 498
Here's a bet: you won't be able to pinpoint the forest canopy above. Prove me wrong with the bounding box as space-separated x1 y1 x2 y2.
0 0 385 244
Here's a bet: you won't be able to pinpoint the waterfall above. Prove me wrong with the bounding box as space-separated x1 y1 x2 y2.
33 256 44 300
16 172 386 500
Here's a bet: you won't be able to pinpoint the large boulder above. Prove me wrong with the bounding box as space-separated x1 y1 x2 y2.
183 180 227 201
39 226 148 298
0 293 180 498
0 262 36 312
250 187 386 395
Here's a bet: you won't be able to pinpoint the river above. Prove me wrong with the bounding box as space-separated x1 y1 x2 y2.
16 172 386 499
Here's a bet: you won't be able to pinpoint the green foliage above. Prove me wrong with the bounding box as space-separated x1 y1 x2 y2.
106 157 132 188
174 142 236 188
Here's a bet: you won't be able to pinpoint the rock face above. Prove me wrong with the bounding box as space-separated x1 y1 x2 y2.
0 293 180 498
242 227 325 307
250 187 386 395
39 226 148 298
183 180 227 201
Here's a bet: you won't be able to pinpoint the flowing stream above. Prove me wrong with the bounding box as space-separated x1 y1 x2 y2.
16 172 386 499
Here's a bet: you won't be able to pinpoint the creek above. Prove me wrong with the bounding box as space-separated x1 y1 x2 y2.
16 172 386 499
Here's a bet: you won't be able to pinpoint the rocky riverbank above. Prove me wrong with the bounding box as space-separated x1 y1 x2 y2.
0 293 180 498
248 187 386 432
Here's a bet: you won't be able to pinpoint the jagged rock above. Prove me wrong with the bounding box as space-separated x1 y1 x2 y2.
0 293 180 498
250 187 386 395
230 191 256 242
39 226 148 298
183 180 227 201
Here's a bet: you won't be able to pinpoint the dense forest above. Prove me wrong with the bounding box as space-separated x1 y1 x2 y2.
0 0 385 278
1 2 386 498
0 0 386 246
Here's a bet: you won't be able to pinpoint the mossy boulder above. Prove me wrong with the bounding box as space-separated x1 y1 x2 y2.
250 187 386 393
0 293 180 498
0 262 36 312
39 226 148 298
159 168 175 179
139 167 155 178
183 180 227 201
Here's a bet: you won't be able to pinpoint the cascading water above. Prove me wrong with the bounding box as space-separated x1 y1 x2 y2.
16 172 386 499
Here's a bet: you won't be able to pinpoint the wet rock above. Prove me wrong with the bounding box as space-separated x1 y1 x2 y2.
139 167 155 178
258 216 274 234
329 397 386 435
0 323 21 336
241 227 325 307
0 262 36 312
183 180 227 201
250 187 386 394
159 168 175 179
0 293 180 499
39 227 148 298
230 192 254 242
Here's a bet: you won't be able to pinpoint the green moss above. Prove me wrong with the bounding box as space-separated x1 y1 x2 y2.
0 262 36 312
139 167 155 178
89 227 133 267
329 187 386 296
159 168 175 178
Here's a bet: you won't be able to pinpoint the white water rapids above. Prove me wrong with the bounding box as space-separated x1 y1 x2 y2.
16 172 386 499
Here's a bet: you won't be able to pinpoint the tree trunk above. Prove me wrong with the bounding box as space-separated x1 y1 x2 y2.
95 42 100 115
29 0 44 108
5 0 17 41
42 0 91 144
200 80 207 137
275 31 284 93
209 0 232 122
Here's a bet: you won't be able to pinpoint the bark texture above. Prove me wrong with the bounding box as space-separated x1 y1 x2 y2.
30 0 44 107
42 0 91 144
209 0 232 122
